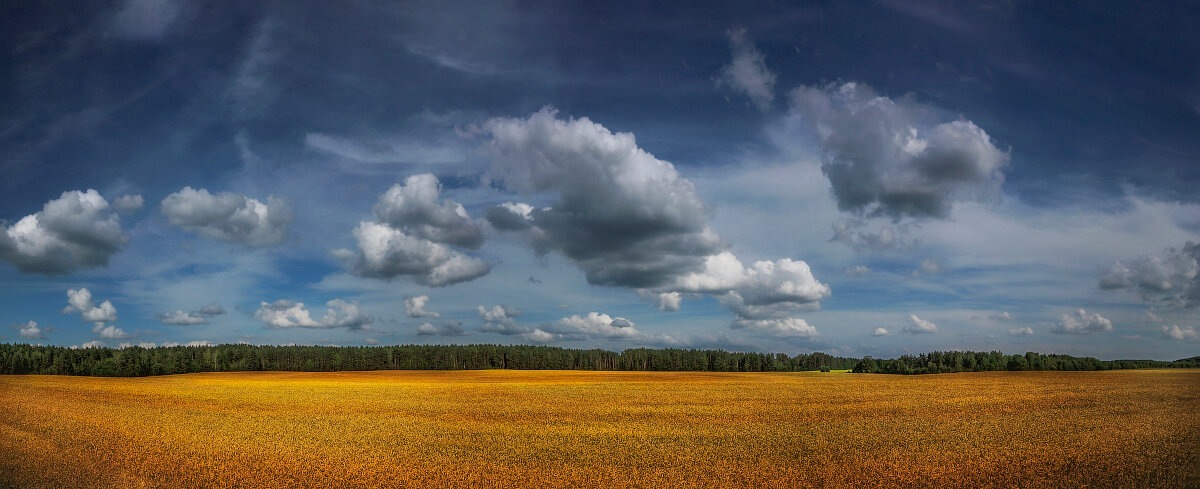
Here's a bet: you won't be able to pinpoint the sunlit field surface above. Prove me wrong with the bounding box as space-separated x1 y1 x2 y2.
1 370 1197 488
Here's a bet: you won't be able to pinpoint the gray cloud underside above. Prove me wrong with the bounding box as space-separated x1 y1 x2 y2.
0 190 128 275
1100 242 1199 308
789 82 1009 220
161 187 293 247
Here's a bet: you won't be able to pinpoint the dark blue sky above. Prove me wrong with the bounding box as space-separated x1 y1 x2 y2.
2 0 1198 358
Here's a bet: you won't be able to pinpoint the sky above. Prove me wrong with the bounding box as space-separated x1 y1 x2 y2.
2 0 1199 360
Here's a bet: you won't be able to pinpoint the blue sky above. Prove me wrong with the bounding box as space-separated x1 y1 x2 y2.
2 0 1198 359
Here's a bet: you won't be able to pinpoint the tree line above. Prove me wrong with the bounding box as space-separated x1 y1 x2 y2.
0 343 1195 377
0 343 858 377
851 350 1200 374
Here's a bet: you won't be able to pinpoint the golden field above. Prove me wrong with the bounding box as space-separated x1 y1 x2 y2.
1 369 1197 488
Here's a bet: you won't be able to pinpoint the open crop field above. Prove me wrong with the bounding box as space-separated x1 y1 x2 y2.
1 370 1198 488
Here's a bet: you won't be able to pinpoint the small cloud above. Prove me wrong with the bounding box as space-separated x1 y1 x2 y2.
730 317 818 338
992 311 1013 321
1009 327 1034 336
1161 325 1198 341
1050 309 1113 335
639 290 682 312
872 327 889 336
528 276 542 284
111 194 145 213
255 299 374 330
404 295 441 319
199 303 226 316
156 302 227 325
416 321 467 337
365 338 379 345
155 310 208 325
18 320 44 339
717 27 776 111
902 314 938 334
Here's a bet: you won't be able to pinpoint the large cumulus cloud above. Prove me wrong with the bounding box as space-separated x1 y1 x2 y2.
334 174 491 287
1100 242 1199 308
484 108 724 289
161 187 294 247
482 108 829 331
374 174 484 249
0 190 128 275
789 82 1009 220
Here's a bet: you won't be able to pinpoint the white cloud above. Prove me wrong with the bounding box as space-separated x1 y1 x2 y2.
672 252 831 308
156 310 208 325
66 287 130 340
65 288 126 340
18 321 44 339
158 340 213 347
334 174 491 286
77 340 107 349
1161 325 1198 341
477 305 525 335
404 295 441 318
0 190 128 274
111 194 145 213
541 312 643 340
788 81 1009 219
717 27 777 111
638 290 682 312
1009 327 1034 336
155 302 225 325
730 317 819 338
94 324 130 340
332 222 491 286
373 174 484 249
872 327 889 336
992 312 1013 320
1050 309 1113 335
254 298 374 330
161 187 293 247
1100 242 1198 308
416 321 467 336
902 314 938 334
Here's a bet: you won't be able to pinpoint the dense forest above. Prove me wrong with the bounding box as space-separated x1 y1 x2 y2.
0 343 856 377
0 343 1195 377
851 351 1200 374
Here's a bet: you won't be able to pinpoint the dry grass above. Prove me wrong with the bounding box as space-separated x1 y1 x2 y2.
1 369 1197 488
